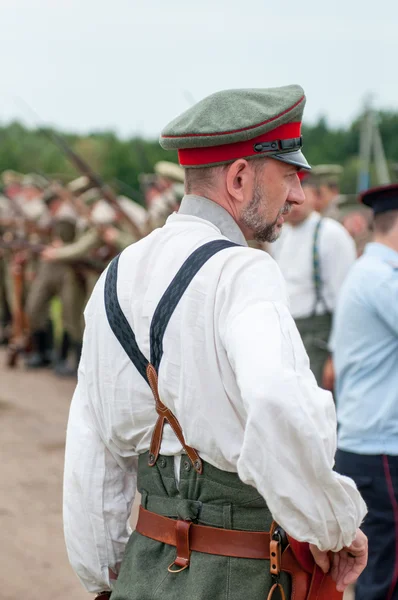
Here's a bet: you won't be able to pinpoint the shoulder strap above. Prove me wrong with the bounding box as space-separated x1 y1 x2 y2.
104 239 240 472
150 239 238 372
312 218 326 313
104 253 149 383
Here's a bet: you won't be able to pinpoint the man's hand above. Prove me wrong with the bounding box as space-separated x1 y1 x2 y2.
322 356 335 391
310 528 368 592
41 246 59 262
102 226 119 246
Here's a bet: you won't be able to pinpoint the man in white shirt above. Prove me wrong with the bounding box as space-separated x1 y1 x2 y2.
272 172 356 387
63 86 367 600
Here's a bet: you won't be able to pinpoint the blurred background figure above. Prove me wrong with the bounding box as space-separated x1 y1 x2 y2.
310 164 344 220
309 164 373 255
143 160 185 230
332 183 398 600
271 171 356 387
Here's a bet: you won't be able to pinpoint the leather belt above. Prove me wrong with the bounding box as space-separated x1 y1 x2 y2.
135 507 343 600
136 506 272 565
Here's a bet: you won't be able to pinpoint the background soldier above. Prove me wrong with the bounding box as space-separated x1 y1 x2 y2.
145 160 185 230
310 164 344 220
25 186 84 371
271 171 356 387
332 183 398 600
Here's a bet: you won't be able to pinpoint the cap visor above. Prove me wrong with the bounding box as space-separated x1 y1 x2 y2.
272 150 311 171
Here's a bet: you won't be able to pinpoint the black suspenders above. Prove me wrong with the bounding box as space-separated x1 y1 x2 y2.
104 239 239 469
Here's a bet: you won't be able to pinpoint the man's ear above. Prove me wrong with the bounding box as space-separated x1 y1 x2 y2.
225 159 254 205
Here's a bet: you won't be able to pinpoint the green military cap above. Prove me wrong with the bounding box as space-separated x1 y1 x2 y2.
160 85 310 170
154 161 185 183
309 164 343 186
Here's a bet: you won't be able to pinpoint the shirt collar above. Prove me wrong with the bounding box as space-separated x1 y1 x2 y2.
177 194 248 246
364 242 398 266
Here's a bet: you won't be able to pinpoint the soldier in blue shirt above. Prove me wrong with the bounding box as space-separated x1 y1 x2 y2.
331 183 398 600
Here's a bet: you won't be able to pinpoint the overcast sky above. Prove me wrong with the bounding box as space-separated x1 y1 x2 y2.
1 0 397 139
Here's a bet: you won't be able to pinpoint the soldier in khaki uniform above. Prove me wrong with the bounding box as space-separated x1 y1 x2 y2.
25 187 85 369
0 171 24 343
310 165 344 220
0 194 12 343
42 189 145 290
146 161 185 230
41 188 146 376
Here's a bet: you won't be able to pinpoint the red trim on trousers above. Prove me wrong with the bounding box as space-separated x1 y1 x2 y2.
383 455 398 600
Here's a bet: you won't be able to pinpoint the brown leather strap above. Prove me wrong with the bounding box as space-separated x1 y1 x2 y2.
267 583 286 600
270 538 281 578
136 507 343 599
136 506 271 560
172 520 192 570
146 363 203 473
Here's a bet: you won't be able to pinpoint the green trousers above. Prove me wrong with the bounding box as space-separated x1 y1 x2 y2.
295 313 332 387
111 452 291 600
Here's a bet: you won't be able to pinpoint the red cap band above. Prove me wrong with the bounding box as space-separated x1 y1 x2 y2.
298 170 310 181
178 122 301 167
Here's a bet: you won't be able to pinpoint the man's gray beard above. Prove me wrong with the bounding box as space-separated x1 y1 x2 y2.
241 184 288 243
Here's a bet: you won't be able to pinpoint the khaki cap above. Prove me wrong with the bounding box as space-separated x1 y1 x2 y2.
22 173 48 189
1 170 24 186
79 188 102 206
154 161 185 183
160 85 310 170
67 176 93 195
309 165 343 186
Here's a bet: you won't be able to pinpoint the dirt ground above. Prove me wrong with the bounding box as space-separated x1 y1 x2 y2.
0 347 353 600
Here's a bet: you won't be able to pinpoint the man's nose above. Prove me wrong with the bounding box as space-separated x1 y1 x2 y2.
288 177 306 206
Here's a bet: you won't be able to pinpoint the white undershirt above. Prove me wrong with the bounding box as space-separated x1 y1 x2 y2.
271 212 356 319
63 196 366 593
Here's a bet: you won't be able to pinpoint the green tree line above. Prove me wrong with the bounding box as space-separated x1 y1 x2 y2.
1 111 398 201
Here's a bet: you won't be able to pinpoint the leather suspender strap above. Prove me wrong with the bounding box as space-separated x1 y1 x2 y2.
146 364 203 473
104 239 240 472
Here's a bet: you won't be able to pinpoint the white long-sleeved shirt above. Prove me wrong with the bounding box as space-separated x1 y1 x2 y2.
271 212 356 318
63 195 366 593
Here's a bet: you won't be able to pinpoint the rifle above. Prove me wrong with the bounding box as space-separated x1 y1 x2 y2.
0 240 105 273
38 129 143 239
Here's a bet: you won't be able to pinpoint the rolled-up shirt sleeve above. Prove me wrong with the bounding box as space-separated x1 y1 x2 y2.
218 252 367 551
63 352 138 593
